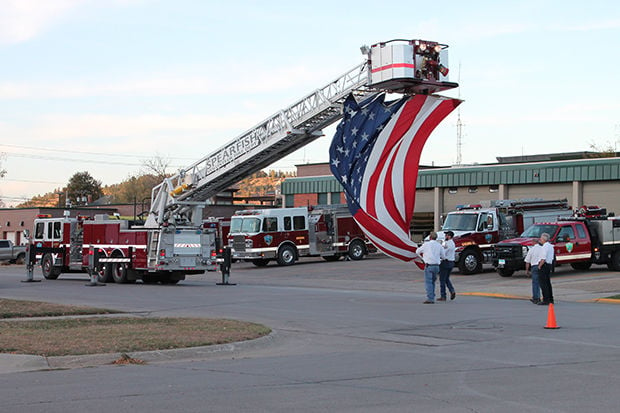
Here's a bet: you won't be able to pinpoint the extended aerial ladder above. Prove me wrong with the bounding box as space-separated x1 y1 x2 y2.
145 39 458 228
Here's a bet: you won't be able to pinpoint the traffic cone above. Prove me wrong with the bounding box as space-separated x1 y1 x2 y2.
544 303 560 329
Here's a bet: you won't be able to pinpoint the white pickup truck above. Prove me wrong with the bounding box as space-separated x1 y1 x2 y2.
0 239 27 264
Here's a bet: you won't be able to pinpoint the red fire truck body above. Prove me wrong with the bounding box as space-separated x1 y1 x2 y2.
228 206 375 266
438 199 573 274
30 214 218 283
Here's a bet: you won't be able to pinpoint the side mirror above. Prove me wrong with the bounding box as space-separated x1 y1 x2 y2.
22 229 30 239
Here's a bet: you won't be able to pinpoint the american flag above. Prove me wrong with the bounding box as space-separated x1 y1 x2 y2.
329 93 461 268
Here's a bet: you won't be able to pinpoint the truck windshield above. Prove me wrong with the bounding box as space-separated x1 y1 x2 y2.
442 213 478 231
230 217 261 233
521 224 559 238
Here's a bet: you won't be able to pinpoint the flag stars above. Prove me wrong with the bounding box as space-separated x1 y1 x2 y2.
331 158 340 167
341 175 348 184
351 127 358 136
361 132 369 141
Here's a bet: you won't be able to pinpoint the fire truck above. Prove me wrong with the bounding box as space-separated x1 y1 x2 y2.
493 206 620 276
28 213 218 284
26 38 457 283
438 199 573 274
228 206 376 266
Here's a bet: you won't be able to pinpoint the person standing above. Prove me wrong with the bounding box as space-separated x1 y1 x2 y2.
537 233 555 305
438 231 456 301
417 231 445 304
524 241 543 304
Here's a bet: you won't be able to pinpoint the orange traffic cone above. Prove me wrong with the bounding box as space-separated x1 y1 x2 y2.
544 303 560 329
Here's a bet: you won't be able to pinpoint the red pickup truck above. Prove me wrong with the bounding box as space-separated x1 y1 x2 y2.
492 211 620 277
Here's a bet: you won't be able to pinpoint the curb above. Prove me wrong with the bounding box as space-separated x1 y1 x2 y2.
1 331 277 374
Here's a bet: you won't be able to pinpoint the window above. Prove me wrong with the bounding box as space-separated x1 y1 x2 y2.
35 223 45 239
448 187 458 194
489 185 499 193
262 217 278 232
576 224 587 239
317 193 328 205
293 216 305 230
284 216 292 231
5 221 10 227
0 240 8 248
557 226 575 242
53 222 62 239
285 194 295 208
468 187 478 193
330 192 341 205
47 222 53 239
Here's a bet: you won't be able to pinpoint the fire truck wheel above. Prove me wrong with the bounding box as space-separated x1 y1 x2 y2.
458 250 482 275
41 254 60 280
610 250 620 271
497 268 514 277
277 245 297 266
111 262 129 283
348 240 366 261
570 261 592 271
97 265 112 283
252 259 270 267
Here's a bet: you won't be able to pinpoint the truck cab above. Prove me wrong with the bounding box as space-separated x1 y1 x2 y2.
493 209 620 276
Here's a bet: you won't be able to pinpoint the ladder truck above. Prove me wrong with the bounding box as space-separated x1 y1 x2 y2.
26 39 457 284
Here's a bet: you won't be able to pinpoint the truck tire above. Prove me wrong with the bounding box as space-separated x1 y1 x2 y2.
252 259 270 267
111 262 129 283
41 253 61 280
277 245 296 266
97 264 112 283
458 249 482 275
348 240 366 261
497 268 514 277
570 261 592 271
610 250 620 271
15 253 25 265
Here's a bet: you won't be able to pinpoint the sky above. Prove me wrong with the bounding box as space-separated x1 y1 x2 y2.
1 0 619 206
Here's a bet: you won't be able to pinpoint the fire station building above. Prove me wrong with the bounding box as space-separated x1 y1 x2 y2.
281 153 620 241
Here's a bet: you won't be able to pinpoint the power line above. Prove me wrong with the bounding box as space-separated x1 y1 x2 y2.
0 143 196 161
4 152 185 168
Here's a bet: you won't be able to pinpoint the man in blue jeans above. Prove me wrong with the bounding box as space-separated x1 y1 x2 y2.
417 231 445 304
438 231 456 301
524 241 543 304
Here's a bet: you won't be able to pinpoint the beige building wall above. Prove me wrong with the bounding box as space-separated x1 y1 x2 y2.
582 182 620 213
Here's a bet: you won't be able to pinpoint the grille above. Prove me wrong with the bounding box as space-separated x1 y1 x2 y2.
233 235 246 252
494 244 522 259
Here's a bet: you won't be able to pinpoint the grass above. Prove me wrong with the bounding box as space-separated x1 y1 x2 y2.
605 294 620 300
0 298 117 319
0 299 271 357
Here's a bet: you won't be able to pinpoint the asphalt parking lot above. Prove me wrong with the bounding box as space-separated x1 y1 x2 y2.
1 255 620 412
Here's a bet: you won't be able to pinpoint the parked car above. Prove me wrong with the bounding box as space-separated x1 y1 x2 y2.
0 239 27 264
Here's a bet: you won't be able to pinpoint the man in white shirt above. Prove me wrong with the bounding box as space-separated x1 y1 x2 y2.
524 242 544 304
438 231 456 301
417 231 445 304
538 232 555 305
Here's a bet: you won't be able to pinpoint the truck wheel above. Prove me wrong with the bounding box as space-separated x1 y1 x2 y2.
97 264 112 283
15 253 25 265
610 251 620 271
111 262 128 283
41 253 61 280
497 268 514 277
348 240 366 261
252 259 270 267
277 245 296 266
570 261 592 271
458 250 482 275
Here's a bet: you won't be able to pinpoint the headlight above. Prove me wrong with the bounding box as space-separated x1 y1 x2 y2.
521 246 529 257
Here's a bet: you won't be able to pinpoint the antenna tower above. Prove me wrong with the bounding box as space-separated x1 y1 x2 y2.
455 63 463 165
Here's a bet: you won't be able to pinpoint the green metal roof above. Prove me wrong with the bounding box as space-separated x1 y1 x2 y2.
281 157 620 194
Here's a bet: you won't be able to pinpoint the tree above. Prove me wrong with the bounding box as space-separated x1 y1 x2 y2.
66 171 103 205
0 152 6 178
141 154 172 180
